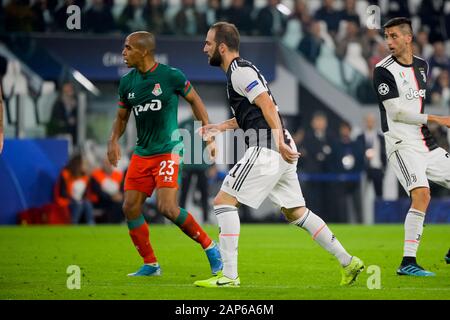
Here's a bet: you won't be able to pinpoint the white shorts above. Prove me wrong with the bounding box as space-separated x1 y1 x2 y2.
221 146 306 209
388 147 450 195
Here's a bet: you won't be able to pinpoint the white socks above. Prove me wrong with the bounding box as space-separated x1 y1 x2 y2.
403 208 425 258
214 205 240 279
292 209 352 267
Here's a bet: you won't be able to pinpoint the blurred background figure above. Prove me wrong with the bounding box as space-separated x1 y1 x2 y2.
255 0 287 37
357 113 386 199
173 0 207 36
46 82 79 146
223 0 252 36
299 111 336 221
333 121 364 223
88 157 124 223
85 0 117 33
143 0 170 35
54 153 95 225
178 116 214 224
204 0 224 29
117 0 147 33
297 20 324 65
313 0 341 39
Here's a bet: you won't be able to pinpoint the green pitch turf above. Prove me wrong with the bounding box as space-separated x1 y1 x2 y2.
0 224 448 300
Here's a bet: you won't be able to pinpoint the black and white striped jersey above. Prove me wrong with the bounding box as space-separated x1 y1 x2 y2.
226 57 289 149
373 54 438 154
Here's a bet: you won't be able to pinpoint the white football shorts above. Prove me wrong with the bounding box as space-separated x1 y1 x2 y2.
221 144 306 209
388 147 450 195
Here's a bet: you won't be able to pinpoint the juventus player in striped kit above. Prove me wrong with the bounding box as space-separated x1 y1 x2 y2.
373 18 450 276
194 22 364 287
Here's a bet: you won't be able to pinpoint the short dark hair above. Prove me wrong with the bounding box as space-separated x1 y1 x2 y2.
210 22 240 52
383 17 413 34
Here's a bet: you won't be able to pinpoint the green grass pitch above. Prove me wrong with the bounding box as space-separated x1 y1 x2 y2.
0 224 449 300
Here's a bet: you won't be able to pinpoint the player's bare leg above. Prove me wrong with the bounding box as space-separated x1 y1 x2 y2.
156 187 222 275
123 190 161 276
282 206 364 286
397 187 435 276
194 190 241 287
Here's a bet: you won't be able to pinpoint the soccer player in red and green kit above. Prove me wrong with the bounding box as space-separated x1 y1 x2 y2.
107 31 222 277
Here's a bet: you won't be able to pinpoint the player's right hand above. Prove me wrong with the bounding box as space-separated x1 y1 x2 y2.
107 140 121 167
279 142 301 164
197 124 222 141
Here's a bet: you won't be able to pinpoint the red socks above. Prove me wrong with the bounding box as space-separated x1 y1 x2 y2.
176 208 212 249
127 215 157 264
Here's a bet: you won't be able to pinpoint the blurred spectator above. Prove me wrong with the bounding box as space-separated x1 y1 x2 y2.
282 0 312 49
333 121 364 223
428 41 450 81
204 0 224 28
336 20 369 77
415 29 434 60
54 153 95 225
87 157 124 223
143 0 170 34
431 70 450 108
289 0 312 27
255 0 288 37
339 0 360 27
46 82 79 146
31 0 55 32
357 41 388 104
117 0 147 33
356 113 386 198
297 20 324 65
299 111 336 221
417 0 446 43
178 116 213 224
173 0 207 36
385 0 410 19
85 0 117 33
223 0 253 36
314 0 341 38
362 28 384 64
4 0 35 32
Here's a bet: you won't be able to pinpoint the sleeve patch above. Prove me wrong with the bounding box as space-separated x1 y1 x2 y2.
245 80 259 93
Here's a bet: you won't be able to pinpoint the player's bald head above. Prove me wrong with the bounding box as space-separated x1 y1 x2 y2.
127 31 156 55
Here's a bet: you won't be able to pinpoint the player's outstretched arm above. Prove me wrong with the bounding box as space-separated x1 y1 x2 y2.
197 118 239 140
427 114 450 128
383 98 450 128
107 107 131 167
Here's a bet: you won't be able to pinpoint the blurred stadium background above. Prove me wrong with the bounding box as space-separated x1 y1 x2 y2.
0 0 449 226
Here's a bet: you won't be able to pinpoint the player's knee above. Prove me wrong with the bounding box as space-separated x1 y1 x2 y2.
282 206 307 222
411 188 431 206
157 202 179 220
122 200 140 218
213 195 224 207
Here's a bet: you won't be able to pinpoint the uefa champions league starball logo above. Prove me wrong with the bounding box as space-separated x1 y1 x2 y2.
378 83 390 96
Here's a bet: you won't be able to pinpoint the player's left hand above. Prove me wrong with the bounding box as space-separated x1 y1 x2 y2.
279 142 301 164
